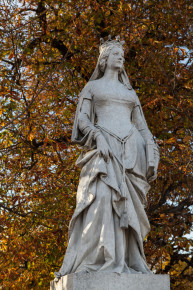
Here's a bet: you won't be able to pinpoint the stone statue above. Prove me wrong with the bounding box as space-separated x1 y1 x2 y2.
54 36 159 280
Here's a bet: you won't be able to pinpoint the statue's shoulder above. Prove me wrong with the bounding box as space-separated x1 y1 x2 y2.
79 80 97 99
81 79 101 93
87 79 101 87
82 80 96 90
88 78 104 89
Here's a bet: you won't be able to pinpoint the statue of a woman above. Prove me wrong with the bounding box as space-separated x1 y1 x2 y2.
54 36 159 279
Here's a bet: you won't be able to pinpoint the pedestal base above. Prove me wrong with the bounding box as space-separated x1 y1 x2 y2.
50 272 170 290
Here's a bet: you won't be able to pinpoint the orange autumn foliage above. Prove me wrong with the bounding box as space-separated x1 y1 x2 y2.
0 0 192 289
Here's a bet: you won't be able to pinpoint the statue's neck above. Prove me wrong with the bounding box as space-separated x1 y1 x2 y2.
103 68 119 82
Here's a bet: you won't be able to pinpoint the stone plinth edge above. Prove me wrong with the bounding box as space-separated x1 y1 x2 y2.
50 272 170 290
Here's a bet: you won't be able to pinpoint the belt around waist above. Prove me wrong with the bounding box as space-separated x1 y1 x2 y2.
95 124 135 143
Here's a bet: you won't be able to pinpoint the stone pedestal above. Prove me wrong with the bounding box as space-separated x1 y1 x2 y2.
50 273 170 290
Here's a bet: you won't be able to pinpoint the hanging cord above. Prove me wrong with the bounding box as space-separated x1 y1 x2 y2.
120 140 130 229
95 124 134 229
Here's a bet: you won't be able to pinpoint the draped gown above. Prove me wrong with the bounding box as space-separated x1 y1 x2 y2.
54 80 159 278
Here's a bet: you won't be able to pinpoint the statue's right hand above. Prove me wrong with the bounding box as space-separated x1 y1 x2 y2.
96 134 112 163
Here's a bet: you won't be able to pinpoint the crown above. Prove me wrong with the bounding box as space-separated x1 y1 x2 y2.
99 35 125 54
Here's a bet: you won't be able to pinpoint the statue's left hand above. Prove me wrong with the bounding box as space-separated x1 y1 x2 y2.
147 170 157 183
96 134 113 163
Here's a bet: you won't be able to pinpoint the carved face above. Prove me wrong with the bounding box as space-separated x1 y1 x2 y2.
106 46 125 71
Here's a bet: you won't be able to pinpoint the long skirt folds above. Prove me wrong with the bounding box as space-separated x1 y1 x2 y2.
55 126 152 278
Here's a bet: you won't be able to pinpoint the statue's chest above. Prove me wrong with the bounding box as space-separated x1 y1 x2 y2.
92 83 135 107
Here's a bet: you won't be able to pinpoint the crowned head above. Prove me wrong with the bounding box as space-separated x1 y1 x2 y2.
89 35 132 89
99 35 125 55
98 35 125 73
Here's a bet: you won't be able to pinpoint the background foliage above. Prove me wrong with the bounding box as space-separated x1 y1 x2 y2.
0 0 192 289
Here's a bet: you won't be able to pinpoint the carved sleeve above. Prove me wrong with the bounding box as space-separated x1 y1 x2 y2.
131 105 154 143
78 99 100 140
131 99 160 181
71 81 101 147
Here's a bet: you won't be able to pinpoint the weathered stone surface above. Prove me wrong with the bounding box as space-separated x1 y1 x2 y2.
50 273 170 290
54 37 160 279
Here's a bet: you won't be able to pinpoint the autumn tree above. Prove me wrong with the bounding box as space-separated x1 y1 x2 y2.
0 0 192 289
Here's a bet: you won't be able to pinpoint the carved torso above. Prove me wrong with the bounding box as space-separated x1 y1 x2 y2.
91 79 136 139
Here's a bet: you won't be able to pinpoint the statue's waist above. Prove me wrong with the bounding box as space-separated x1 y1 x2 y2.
96 124 135 143
95 122 134 141
96 111 132 132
